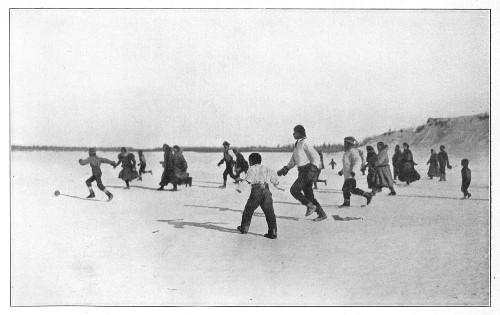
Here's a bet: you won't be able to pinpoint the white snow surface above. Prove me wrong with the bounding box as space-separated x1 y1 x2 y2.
11 150 490 306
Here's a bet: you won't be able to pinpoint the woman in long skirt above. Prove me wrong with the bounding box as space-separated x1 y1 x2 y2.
426 149 439 179
398 142 420 185
116 147 139 189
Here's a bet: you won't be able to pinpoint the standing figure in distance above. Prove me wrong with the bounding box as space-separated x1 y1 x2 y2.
361 145 378 195
438 145 451 182
328 158 337 170
79 147 115 201
398 142 420 185
277 125 327 221
392 144 404 181
426 149 439 180
461 159 472 199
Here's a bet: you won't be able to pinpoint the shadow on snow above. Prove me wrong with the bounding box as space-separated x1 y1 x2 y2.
157 219 262 237
184 204 300 221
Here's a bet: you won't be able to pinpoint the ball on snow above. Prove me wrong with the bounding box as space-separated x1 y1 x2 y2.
54 190 60 197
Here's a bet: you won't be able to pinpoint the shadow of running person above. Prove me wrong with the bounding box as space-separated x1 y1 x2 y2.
107 185 170 191
56 193 103 202
184 204 300 221
157 219 261 237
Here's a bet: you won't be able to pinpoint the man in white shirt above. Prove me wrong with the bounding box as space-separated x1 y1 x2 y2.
277 125 327 221
236 153 283 239
338 136 373 207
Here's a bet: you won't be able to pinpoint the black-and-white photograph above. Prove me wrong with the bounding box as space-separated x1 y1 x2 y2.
5 0 498 311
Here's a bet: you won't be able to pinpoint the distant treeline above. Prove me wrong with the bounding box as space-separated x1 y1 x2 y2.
11 143 345 153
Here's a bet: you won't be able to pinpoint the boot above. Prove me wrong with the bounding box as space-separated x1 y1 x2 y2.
86 192 95 199
313 206 327 222
106 192 113 201
157 185 164 191
187 177 192 187
264 229 277 239
388 189 396 196
338 200 350 208
305 202 317 216
237 226 248 234
364 192 373 205
219 181 227 188
467 193 471 199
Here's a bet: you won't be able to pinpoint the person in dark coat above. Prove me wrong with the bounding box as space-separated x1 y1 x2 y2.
171 145 192 190
361 146 379 195
426 149 439 179
158 144 174 190
461 159 472 199
115 147 139 189
398 142 420 185
328 158 337 170
217 141 237 188
375 142 396 195
438 145 451 181
392 144 404 181
232 147 249 182
79 147 115 201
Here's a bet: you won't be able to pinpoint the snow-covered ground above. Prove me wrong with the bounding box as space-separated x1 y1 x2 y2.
10 149 490 305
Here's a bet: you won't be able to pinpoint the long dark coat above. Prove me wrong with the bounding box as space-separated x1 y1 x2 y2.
398 149 420 183
159 150 174 186
117 153 139 181
427 153 439 177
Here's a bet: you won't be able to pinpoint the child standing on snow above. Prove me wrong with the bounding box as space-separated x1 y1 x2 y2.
236 153 284 239
79 148 115 201
461 159 472 199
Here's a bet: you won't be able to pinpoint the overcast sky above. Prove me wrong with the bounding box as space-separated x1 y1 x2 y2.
10 9 490 148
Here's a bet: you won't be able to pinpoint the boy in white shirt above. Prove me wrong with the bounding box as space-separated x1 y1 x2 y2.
338 137 373 207
277 125 327 221
237 153 284 239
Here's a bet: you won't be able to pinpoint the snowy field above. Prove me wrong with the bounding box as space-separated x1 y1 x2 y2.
10 149 490 306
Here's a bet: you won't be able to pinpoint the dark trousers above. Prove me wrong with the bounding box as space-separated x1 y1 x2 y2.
342 178 366 200
86 175 105 191
240 185 277 232
461 181 470 195
290 164 321 207
223 164 237 181
139 163 147 175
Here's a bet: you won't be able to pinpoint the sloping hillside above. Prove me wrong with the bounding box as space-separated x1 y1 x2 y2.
362 113 489 155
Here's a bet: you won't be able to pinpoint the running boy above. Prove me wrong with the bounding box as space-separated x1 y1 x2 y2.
461 159 472 199
338 137 373 207
79 147 115 201
217 141 237 188
236 153 284 239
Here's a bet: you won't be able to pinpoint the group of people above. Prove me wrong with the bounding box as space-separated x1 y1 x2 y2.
78 145 192 201
77 124 472 240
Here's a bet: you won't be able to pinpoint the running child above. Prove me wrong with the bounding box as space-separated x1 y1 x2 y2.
79 147 115 201
137 150 153 181
236 153 284 239
217 141 237 188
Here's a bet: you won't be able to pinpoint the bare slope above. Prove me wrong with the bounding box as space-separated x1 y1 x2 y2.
362 113 489 155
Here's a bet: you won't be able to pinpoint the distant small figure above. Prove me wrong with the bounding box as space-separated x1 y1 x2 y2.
236 153 283 239
461 159 472 199
158 144 174 191
426 149 439 179
328 158 337 170
232 148 249 183
392 145 404 181
79 147 114 201
375 142 396 196
217 141 237 188
137 150 153 181
358 148 366 175
115 147 139 189
313 150 327 189
438 145 451 182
